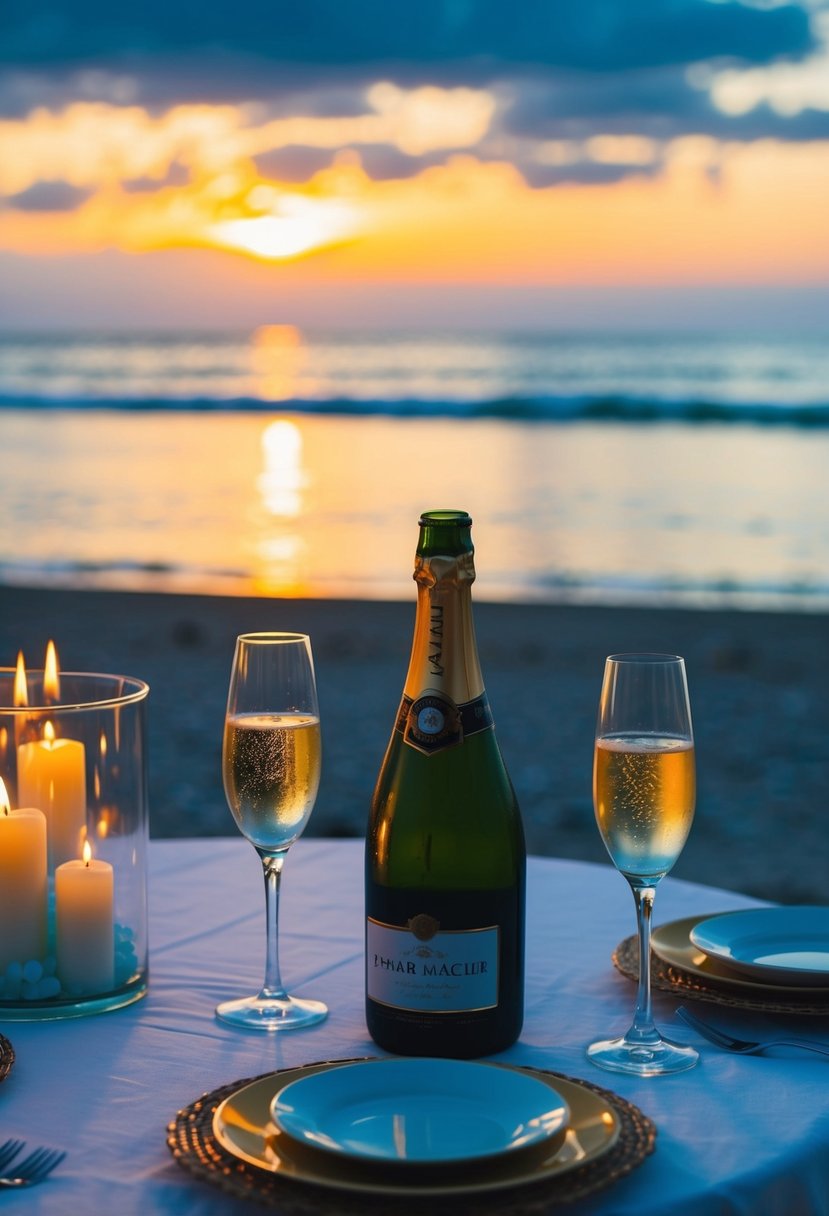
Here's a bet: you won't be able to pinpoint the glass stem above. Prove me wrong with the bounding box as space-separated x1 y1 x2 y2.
258 849 288 1002
629 883 659 1044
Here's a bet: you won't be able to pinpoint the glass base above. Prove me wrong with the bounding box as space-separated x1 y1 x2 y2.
215 993 328 1032
587 1034 698 1076
0 976 148 1022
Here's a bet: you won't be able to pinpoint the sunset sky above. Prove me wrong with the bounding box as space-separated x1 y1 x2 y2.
1 0 828 330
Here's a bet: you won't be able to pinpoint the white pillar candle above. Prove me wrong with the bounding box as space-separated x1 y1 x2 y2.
18 723 87 870
56 842 114 995
0 781 47 974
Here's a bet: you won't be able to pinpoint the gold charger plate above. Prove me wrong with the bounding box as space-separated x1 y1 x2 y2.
214 1061 619 1197
653 916 829 997
168 1059 656 1214
614 917 829 1015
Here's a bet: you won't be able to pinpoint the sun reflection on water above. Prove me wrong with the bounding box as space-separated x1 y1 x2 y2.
253 417 308 595
259 419 304 516
251 324 310 402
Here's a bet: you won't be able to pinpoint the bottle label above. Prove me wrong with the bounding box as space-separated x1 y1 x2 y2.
366 916 499 1012
395 692 493 756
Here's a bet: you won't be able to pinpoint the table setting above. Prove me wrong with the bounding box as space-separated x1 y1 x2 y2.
167 1057 656 1214
155 835 829 1216
613 908 829 1017
2 515 829 1213
2 842 829 1213
161 617 658 1211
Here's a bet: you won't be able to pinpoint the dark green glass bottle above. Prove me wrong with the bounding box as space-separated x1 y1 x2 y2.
365 510 526 1057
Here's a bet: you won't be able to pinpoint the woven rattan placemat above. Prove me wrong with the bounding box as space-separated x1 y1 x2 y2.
0 1035 13 1083
614 935 829 1015
167 1063 655 1213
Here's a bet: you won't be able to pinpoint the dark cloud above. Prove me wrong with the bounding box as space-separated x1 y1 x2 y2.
503 68 710 134
250 85 386 120
705 101 829 142
499 65 829 143
253 147 335 183
0 59 393 118
518 159 663 190
253 145 455 184
6 181 92 211
346 145 450 180
250 138 665 190
0 0 815 72
0 1 811 80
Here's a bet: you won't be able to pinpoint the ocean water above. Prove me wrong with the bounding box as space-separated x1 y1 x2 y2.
1 327 827 610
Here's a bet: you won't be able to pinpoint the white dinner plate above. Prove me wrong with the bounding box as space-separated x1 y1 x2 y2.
270 1057 569 1167
690 907 829 986
651 916 829 998
213 1062 620 1198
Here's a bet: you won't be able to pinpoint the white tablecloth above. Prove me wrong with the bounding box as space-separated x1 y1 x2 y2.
1 838 827 1215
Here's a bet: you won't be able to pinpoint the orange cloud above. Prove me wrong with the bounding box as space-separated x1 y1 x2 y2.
291 141 829 285
0 86 496 196
1 99 827 285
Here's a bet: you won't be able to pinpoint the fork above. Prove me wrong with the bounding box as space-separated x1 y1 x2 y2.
677 1006 829 1059
0 1140 25 1172
0 1146 66 1188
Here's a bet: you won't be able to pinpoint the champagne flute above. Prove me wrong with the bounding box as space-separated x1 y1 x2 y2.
587 653 698 1075
216 632 328 1031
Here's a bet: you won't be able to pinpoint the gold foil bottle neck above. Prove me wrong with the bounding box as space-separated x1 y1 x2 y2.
405 549 483 704
414 552 476 589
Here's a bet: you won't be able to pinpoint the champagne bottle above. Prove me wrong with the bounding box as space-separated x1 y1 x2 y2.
365 510 526 1057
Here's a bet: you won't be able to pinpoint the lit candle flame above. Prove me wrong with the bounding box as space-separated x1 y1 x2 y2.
14 652 28 707
0 777 9 816
44 640 60 703
83 839 92 866
44 721 55 746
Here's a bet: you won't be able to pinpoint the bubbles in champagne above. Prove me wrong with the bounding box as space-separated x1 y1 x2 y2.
223 713 321 850
594 734 695 881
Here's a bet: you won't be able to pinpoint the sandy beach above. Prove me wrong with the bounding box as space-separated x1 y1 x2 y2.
1 584 827 903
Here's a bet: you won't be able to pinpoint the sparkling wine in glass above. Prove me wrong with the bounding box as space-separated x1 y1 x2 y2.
587 653 698 1075
216 632 327 1031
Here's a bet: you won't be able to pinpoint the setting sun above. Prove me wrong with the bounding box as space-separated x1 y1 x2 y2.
208 195 360 261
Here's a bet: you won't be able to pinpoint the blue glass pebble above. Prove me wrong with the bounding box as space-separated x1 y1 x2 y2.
22 960 43 984
0 958 66 1002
